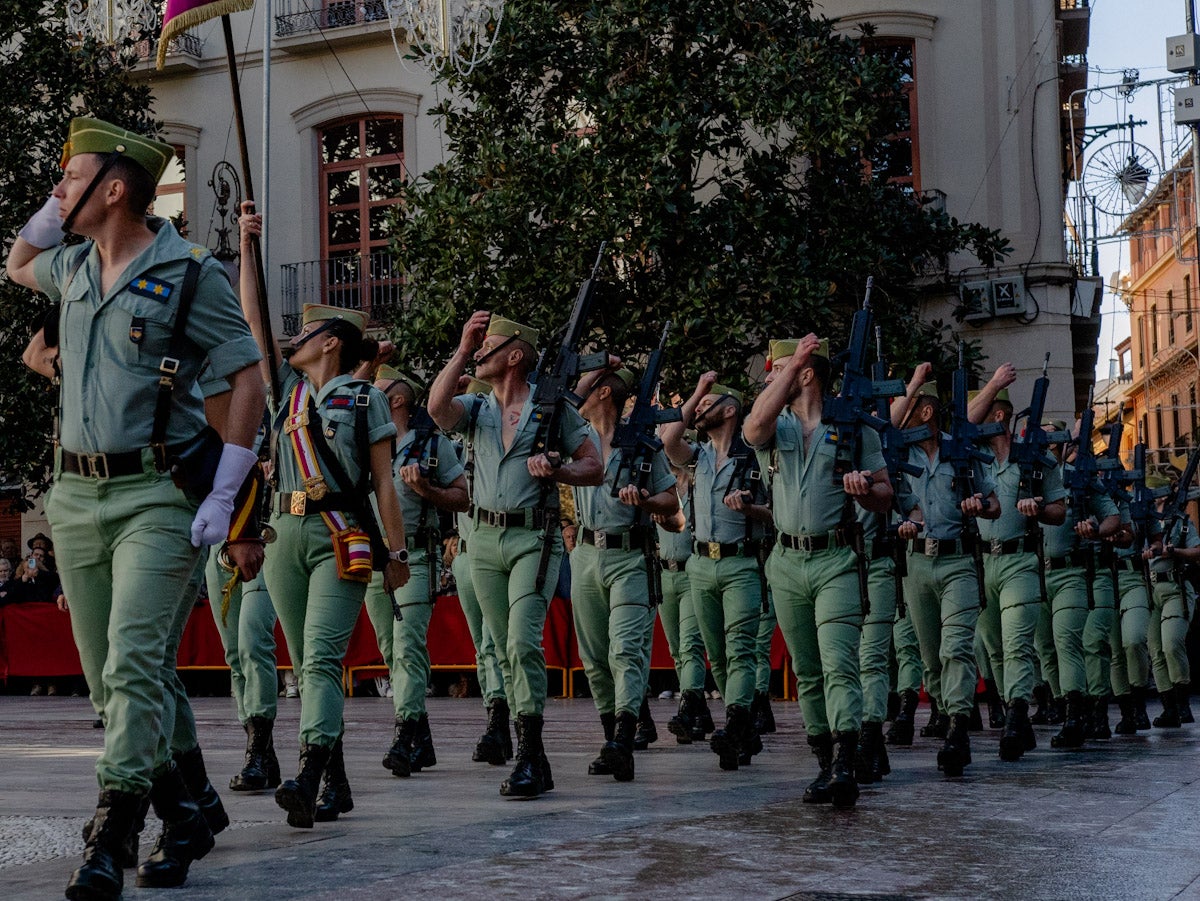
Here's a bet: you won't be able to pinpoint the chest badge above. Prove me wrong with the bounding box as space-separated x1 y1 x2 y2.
129 317 145 344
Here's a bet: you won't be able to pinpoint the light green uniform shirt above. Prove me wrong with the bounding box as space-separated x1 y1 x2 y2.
273 363 395 495
977 453 1067 543
451 392 591 511
1044 462 1118 558
658 491 693 561
573 426 674 532
687 441 768 544
901 435 997 540
1149 514 1200 575
34 219 261 454
392 429 464 530
750 412 885 537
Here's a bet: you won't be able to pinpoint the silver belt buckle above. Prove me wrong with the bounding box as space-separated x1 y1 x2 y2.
925 537 939 557
594 530 608 550
990 538 1003 555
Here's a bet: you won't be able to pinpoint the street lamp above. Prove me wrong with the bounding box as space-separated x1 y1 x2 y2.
65 0 159 44
388 0 505 75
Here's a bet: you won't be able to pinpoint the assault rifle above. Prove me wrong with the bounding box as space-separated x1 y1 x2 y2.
398 404 442 605
944 343 1005 610
1127 425 1166 600
1155 446 1200 618
872 326 930 618
1010 354 1070 605
529 243 611 592
1063 386 1121 610
611 322 683 606
1096 405 1129 594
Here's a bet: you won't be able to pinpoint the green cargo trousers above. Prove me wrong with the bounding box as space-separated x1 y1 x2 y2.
1149 577 1194 689
467 522 562 717
686 554 761 710
365 549 435 720
45 465 201 794
902 552 981 717
979 552 1042 703
204 551 278 723
766 545 863 735
1110 568 1151 694
453 545 508 705
1085 572 1116 697
892 605 923 694
263 513 366 748
1042 567 1089 695
162 557 208 759
658 566 706 693
1035 600 1061 697
755 591 777 695
570 544 652 716
860 557 897 723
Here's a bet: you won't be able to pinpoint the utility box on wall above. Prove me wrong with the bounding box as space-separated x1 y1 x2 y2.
959 276 1027 322
960 281 993 322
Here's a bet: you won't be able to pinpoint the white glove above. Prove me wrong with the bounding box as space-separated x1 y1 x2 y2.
190 443 259 547
18 195 65 249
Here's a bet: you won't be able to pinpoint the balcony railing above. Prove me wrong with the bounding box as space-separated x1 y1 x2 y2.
279 251 405 334
133 32 203 61
275 1 390 38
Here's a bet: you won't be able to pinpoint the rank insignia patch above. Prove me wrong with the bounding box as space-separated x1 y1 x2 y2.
129 277 173 301
327 397 354 409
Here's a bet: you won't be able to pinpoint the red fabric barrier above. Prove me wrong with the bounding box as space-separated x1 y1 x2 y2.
0 603 83 678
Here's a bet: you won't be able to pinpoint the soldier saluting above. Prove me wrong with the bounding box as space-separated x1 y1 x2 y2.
429 310 603 798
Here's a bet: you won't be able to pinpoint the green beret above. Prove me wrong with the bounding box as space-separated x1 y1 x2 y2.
915 382 940 400
302 303 366 337
463 377 493 395
486 316 540 352
376 364 424 400
710 383 744 406
614 368 637 390
62 117 174 184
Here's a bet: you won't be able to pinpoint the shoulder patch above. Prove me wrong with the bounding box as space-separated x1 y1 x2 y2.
128 277 174 301
188 245 209 260
327 396 355 409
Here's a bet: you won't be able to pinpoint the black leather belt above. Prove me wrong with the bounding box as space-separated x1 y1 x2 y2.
692 539 763 560
61 448 147 479
779 530 848 553
579 525 649 551
1045 550 1090 571
909 536 976 557
659 558 688 572
473 506 546 530
275 491 357 516
406 529 437 551
984 535 1038 556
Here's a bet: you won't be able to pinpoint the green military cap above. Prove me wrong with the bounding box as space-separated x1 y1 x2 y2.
302 303 367 336
915 382 940 400
376 364 424 400
62 117 175 184
614 368 637 390
1146 473 1170 489
486 316 540 352
967 388 1010 404
710 383 744 406
463 377 493 395
766 337 828 369
1042 418 1068 432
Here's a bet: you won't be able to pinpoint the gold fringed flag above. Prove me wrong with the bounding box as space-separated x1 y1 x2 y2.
157 0 254 70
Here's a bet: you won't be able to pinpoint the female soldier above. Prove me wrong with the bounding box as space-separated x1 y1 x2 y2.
237 205 410 828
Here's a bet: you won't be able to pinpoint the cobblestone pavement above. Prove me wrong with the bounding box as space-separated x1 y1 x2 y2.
3 695 1200 900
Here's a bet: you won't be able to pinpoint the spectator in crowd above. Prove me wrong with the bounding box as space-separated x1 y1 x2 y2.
19 545 60 603
0 537 21 570
0 557 28 605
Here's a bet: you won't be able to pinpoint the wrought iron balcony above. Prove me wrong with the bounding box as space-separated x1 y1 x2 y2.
275 1 390 38
133 31 203 61
279 251 406 334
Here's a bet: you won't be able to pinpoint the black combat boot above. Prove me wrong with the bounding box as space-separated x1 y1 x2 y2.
752 690 777 735
829 731 860 810
920 698 950 739
1177 684 1194 724
869 723 891 782
589 712 616 775
314 737 353 822
1153 687 1182 728
886 689 918 746
968 692 984 732
854 721 887 785
738 715 764 766
1030 681 1052 725
667 690 698 744
383 717 416 778
937 713 973 778
501 714 548 798
275 743 332 828
265 727 282 787
802 732 834 803
66 790 145 901
1051 691 1087 748
698 695 716 736
1048 695 1067 726
231 716 278 792
1113 694 1138 734
173 745 229 835
1091 696 1111 740
984 678 1006 728
633 697 658 750
410 713 438 771
81 793 149 870
999 698 1031 762
886 690 902 723
1132 685 1152 730
135 763 215 888
600 711 637 782
473 699 512 765
710 705 752 771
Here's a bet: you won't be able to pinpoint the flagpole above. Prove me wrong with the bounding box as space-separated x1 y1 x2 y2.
261 0 271 319
221 13 282 404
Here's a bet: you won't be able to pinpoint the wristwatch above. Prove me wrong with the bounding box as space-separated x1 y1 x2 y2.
388 548 410 564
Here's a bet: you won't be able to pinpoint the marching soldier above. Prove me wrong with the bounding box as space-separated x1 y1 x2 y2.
661 373 772 771
428 311 603 798
1108 478 1156 732
10 117 265 899
892 373 1001 778
571 365 679 780
743 335 892 808
968 366 1066 761
364 366 469 777
885 604 925 746
1040 423 1120 748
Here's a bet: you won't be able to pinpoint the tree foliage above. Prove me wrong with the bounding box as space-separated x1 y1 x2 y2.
389 0 1009 395
0 1 155 505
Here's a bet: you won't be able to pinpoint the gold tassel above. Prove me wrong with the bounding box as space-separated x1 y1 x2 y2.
220 571 241 627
